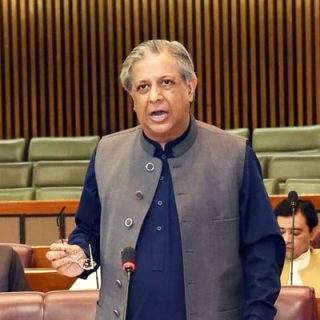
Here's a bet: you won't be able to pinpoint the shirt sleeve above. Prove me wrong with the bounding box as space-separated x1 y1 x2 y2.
68 149 101 274
240 145 285 320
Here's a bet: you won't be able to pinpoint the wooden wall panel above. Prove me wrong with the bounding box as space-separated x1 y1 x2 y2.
0 0 319 140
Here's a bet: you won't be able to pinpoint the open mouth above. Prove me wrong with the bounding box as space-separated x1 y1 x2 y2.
151 110 167 116
150 110 168 121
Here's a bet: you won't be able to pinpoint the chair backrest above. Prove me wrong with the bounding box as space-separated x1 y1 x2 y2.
0 287 316 320
275 285 318 320
0 242 34 267
0 290 98 320
0 291 44 320
0 162 33 188
0 138 27 162
35 186 83 200
263 178 279 195
225 128 250 139
44 289 99 320
253 125 320 153
268 155 320 184
284 179 320 195
0 187 35 201
28 136 99 161
32 161 89 187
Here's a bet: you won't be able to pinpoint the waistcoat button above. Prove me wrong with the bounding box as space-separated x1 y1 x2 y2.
124 218 133 228
145 162 155 172
135 190 144 200
113 309 120 317
116 279 122 288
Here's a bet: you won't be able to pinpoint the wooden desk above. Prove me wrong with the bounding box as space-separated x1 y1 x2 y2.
25 268 76 292
32 245 52 268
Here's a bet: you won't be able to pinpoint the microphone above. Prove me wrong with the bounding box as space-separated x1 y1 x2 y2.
121 247 136 272
121 247 136 320
288 191 298 285
288 191 298 208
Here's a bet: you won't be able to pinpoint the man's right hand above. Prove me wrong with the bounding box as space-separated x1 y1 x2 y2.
46 241 87 277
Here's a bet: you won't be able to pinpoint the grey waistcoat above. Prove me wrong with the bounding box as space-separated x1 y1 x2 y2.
95 117 246 320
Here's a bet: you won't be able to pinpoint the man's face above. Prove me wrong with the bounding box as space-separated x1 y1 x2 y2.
129 51 197 147
277 211 314 259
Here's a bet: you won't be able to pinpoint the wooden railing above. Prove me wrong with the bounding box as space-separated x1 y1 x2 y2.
0 199 79 215
1 195 319 215
0 200 79 245
270 194 320 209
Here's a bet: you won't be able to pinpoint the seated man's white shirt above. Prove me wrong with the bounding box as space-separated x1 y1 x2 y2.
288 249 311 285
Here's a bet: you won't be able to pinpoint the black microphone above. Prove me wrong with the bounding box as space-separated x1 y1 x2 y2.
288 191 298 208
288 190 298 285
121 247 136 320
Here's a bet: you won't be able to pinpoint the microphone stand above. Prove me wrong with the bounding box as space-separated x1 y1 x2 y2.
123 268 133 320
288 191 298 285
290 202 295 285
121 247 136 320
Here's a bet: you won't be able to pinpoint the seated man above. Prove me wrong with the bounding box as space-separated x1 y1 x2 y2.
0 245 29 292
275 198 320 296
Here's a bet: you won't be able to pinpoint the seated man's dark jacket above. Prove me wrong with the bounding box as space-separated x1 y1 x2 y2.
0 245 29 292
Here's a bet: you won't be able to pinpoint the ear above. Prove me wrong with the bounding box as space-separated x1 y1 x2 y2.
310 226 318 239
187 78 198 102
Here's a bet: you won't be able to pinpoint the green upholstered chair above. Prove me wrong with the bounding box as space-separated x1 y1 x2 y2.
0 188 35 201
268 155 320 194
35 187 83 200
284 179 320 195
263 178 279 195
32 160 89 188
0 138 27 162
28 136 99 161
252 125 320 158
0 162 33 188
225 128 250 139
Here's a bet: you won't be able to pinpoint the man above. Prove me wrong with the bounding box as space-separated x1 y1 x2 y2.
275 198 320 296
47 40 285 319
0 245 29 292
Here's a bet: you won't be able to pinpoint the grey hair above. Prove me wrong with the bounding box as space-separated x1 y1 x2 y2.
120 39 197 92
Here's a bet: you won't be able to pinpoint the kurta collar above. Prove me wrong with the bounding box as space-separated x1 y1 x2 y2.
140 115 198 158
293 248 311 271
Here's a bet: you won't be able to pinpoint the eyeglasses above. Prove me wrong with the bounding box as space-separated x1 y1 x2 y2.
57 239 97 271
